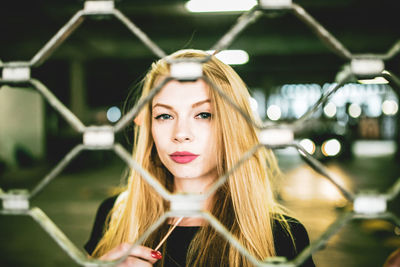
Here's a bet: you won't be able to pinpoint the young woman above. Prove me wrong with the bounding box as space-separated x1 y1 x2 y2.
85 49 315 267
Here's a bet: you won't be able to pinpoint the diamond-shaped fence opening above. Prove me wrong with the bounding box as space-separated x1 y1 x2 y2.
1 0 400 266
0 214 82 266
310 213 400 267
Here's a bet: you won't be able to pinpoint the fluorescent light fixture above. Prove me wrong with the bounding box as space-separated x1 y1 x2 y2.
207 50 249 65
259 128 294 146
185 0 257 13
352 140 396 157
358 77 389 84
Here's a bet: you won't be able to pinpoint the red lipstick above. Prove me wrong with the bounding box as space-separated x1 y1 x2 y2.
170 151 199 164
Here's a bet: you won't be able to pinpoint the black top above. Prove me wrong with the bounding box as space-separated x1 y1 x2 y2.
85 196 315 267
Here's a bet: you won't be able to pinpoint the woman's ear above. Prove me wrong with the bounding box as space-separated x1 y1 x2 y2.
134 110 145 126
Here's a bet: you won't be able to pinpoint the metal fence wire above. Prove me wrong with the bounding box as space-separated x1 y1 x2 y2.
1 0 400 266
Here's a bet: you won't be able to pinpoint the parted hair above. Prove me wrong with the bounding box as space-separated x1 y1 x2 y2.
92 49 292 266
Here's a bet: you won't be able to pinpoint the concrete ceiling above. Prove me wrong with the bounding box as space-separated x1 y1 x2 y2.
1 0 399 107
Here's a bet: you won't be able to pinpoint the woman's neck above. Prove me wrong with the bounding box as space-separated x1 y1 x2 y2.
172 174 216 226
173 177 213 194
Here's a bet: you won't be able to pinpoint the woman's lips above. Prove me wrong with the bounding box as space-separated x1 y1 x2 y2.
170 151 199 164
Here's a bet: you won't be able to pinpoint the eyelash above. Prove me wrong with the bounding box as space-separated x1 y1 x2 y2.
195 112 212 119
154 112 212 120
155 114 172 120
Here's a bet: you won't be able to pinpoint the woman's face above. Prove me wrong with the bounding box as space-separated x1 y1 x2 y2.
151 79 218 186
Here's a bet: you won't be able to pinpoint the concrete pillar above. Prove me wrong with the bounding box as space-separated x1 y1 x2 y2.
70 59 87 122
0 86 44 167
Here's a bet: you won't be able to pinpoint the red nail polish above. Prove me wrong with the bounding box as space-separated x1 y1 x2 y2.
151 250 162 259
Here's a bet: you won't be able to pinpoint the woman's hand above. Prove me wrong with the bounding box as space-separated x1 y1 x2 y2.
99 243 162 267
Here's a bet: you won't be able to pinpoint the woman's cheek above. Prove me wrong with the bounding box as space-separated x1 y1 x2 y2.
198 124 213 142
153 122 169 139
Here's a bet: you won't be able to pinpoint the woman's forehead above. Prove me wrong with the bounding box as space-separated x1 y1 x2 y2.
152 80 211 107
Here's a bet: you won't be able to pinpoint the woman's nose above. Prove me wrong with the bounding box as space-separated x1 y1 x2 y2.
173 119 193 143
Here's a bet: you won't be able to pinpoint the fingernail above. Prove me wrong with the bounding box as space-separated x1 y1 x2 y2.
151 250 162 260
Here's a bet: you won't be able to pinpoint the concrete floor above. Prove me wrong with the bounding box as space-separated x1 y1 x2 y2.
0 148 399 266
278 150 400 267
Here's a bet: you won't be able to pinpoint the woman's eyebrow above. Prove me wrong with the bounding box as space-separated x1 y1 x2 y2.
152 103 172 110
152 99 210 110
192 99 211 108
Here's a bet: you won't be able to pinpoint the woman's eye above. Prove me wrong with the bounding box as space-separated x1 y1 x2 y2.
195 112 212 119
155 114 172 120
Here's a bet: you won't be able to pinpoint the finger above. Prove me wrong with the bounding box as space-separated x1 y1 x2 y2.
99 243 137 260
127 245 162 264
99 243 162 265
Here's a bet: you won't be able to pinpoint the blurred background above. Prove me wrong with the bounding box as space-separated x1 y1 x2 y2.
1 0 400 266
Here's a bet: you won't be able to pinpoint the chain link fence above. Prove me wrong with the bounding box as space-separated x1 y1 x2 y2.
1 0 400 266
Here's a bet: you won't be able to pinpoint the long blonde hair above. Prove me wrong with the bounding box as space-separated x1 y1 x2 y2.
92 49 291 266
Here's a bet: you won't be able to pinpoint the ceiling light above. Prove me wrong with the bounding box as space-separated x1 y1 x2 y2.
348 103 361 118
300 138 316 155
207 50 249 65
382 100 398 116
323 102 337 118
106 106 121 123
185 0 257 13
267 105 281 121
358 77 389 84
249 96 258 113
322 139 341 157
